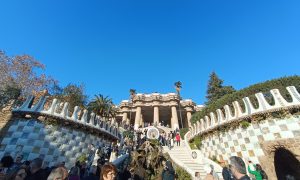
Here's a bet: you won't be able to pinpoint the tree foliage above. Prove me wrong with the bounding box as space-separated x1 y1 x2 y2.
54 83 88 111
0 50 57 96
0 50 90 111
206 72 235 105
129 89 136 102
174 81 182 94
188 136 202 150
129 89 136 96
179 128 189 140
175 166 192 180
0 84 21 107
88 94 116 119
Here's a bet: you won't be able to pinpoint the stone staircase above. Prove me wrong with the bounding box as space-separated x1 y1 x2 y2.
163 141 207 179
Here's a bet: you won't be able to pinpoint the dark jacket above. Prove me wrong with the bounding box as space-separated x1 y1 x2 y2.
83 174 99 180
238 175 251 180
162 161 175 180
25 169 48 180
222 167 234 180
122 170 143 180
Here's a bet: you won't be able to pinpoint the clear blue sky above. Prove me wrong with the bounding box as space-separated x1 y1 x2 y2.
1 0 299 105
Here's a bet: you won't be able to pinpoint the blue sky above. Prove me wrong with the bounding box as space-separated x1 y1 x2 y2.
1 0 299 105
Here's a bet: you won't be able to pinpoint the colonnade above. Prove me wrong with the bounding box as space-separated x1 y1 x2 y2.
121 106 193 130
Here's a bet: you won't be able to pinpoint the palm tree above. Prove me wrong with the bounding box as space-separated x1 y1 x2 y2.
129 89 136 99
174 81 182 95
174 81 183 129
128 89 136 127
88 94 115 121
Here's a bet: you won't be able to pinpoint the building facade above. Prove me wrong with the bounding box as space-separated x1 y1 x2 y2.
116 93 202 130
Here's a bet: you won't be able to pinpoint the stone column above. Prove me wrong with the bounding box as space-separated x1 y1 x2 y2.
134 106 141 130
171 106 179 130
140 114 144 127
187 111 192 127
122 112 128 124
153 106 159 126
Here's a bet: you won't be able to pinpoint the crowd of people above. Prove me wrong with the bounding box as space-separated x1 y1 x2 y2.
134 128 181 150
0 139 129 180
192 156 270 180
0 153 272 180
197 156 269 180
0 123 274 180
0 127 177 180
0 151 118 180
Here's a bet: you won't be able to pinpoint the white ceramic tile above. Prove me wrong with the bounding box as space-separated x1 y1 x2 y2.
33 140 44 147
268 126 281 133
1 138 11 144
29 133 39 139
28 153 39 160
23 126 34 133
262 134 275 141
280 131 294 138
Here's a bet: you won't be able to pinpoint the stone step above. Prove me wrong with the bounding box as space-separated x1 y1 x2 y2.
176 159 198 162
163 141 211 179
176 160 195 162
191 168 206 171
183 165 204 168
168 151 187 153
182 164 204 166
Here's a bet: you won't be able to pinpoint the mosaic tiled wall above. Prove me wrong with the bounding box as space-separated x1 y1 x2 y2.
0 119 105 169
200 116 300 164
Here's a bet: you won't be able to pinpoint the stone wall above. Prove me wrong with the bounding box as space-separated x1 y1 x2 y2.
0 110 12 130
0 118 107 169
0 101 14 129
200 116 300 179
258 137 300 179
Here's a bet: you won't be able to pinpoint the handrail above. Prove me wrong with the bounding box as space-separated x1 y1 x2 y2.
184 131 223 177
190 86 300 140
13 95 122 140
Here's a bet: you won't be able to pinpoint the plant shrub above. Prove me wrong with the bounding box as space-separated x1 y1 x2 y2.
149 139 160 146
189 136 201 149
123 130 134 139
210 155 220 164
175 166 192 180
77 153 87 163
179 128 189 140
240 121 250 129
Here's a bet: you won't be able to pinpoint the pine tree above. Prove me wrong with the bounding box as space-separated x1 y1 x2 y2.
205 72 235 105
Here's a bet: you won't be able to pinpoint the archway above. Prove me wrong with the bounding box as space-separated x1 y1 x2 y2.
274 148 300 179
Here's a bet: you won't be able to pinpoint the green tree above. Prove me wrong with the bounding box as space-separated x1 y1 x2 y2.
206 71 235 105
88 94 115 120
174 81 184 128
174 81 182 95
54 83 88 111
129 89 136 100
0 84 21 107
127 89 136 126
48 81 63 95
